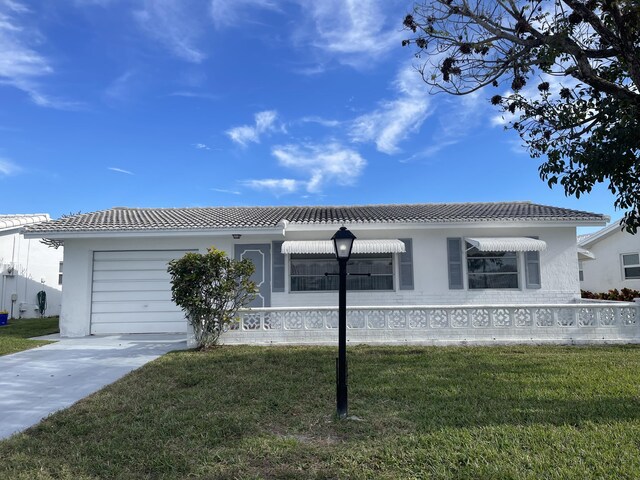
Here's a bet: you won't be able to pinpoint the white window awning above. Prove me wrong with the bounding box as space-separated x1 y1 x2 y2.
465 237 547 252
281 239 405 255
577 247 596 260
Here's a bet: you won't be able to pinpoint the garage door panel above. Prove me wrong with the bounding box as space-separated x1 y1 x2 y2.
91 249 193 334
92 290 173 302
91 311 186 325
92 280 172 293
91 321 186 335
94 250 192 261
91 300 181 314
93 270 172 281
93 260 175 272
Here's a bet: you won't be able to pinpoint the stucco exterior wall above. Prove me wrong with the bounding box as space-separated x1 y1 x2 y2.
60 235 236 336
580 230 640 292
273 225 579 307
0 230 63 318
58 224 580 337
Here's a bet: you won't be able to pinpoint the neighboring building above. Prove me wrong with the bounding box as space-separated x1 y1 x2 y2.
578 220 640 293
23 202 608 338
1 214 64 318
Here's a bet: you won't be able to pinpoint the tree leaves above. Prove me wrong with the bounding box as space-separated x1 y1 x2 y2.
167 248 257 349
403 0 640 232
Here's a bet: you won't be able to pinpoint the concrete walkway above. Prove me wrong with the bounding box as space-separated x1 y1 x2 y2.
0 334 186 440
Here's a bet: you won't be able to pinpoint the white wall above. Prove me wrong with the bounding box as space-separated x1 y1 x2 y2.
58 225 580 336
580 230 640 292
0 230 63 318
273 225 580 308
60 235 236 336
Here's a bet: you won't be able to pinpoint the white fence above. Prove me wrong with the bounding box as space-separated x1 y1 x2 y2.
222 302 640 345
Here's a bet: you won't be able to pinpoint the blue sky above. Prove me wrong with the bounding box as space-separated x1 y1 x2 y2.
0 0 620 231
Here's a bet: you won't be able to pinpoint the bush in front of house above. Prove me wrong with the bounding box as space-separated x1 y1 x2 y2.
581 288 640 302
168 247 257 349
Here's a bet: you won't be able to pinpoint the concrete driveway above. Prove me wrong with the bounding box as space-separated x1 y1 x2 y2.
0 334 186 440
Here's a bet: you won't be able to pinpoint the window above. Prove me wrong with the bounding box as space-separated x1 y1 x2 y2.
466 244 519 289
578 261 584 282
622 253 640 280
290 253 393 291
58 261 63 285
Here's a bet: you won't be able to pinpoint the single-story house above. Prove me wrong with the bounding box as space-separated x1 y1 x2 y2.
1 214 64 318
579 220 640 293
23 201 617 341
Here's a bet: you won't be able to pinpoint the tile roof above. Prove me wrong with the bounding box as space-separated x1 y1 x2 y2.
0 214 50 233
24 202 607 235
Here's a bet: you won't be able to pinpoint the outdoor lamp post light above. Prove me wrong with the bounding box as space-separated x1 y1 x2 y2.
331 226 356 418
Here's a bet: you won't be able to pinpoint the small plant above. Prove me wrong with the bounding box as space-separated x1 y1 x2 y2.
168 247 256 349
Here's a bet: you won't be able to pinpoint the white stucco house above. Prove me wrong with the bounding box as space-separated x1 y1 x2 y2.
21 201 640 345
1 214 64 318
578 220 640 293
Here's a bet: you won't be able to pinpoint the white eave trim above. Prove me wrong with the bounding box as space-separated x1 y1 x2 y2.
23 227 284 240
465 237 547 252
282 239 406 255
577 247 596 260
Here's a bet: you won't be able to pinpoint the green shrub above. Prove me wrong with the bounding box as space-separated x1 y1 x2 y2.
168 247 257 349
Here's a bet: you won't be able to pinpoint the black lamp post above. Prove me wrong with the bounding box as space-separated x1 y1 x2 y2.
331 226 356 419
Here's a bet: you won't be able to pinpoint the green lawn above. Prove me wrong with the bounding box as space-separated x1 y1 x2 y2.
0 317 59 356
1 345 640 479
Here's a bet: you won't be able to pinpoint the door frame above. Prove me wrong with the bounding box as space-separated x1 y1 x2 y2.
234 244 271 307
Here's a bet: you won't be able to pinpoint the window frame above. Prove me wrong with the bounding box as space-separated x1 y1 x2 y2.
464 242 521 290
58 261 63 286
578 260 584 282
621 252 640 280
288 252 395 293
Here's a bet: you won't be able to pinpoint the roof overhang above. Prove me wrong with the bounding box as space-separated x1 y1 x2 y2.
577 247 596 260
282 239 405 255
578 218 625 248
23 227 284 240
465 237 547 252
0 214 50 234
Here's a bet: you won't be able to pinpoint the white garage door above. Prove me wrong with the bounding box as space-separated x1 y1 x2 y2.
90 250 194 334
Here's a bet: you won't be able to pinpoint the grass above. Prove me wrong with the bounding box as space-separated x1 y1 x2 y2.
1 344 640 479
0 316 59 356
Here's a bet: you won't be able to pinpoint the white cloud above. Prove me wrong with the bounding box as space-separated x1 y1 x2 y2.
134 0 206 63
226 110 283 146
210 0 403 68
104 70 136 103
299 116 341 127
298 0 403 68
211 187 241 195
274 142 366 192
0 1 75 108
491 73 581 128
243 142 366 195
193 143 210 150
210 0 281 28
2 0 28 13
350 65 431 154
108 167 134 175
241 178 301 195
0 157 19 176
73 0 116 6
169 91 220 101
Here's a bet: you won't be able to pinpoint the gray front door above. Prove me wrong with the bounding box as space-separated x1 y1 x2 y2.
234 244 271 307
